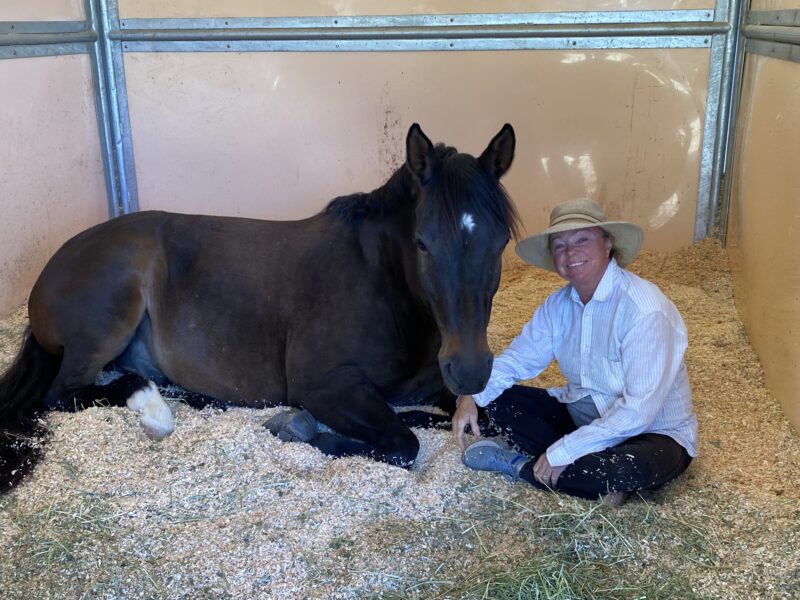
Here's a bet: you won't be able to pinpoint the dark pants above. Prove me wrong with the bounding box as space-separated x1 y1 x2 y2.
484 385 692 501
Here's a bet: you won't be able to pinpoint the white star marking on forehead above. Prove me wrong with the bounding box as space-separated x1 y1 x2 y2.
461 213 476 234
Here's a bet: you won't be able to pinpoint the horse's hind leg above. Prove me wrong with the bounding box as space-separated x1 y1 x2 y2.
44 344 174 440
31 241 174 438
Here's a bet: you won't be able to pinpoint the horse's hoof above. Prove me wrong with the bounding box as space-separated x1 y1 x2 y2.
602 491 630 508
263 408 318 443
126 381 175 440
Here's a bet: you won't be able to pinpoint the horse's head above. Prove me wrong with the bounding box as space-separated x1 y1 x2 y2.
405 124 520 396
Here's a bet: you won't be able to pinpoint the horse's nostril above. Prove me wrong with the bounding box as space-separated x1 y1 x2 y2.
443 360 454 380
441 359 460 389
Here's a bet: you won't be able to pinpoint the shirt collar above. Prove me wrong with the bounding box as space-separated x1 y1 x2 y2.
569 257 619 305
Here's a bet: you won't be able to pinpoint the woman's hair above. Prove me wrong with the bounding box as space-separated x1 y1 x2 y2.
602 229 616 260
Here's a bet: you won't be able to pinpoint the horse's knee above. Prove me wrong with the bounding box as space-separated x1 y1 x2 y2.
377 429 420 467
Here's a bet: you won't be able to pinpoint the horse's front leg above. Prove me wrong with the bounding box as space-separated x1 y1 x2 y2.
382 364 448 406
267 370 420 467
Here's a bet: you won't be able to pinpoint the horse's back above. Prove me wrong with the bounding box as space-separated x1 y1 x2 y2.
29 209 315 328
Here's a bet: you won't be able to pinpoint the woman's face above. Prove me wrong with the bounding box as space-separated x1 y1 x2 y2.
549 227 613 298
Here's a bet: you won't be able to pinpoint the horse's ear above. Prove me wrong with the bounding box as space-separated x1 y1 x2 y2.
478 123 515 179
406 123 436 185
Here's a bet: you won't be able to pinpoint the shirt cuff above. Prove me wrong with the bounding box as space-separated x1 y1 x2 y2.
471 388 496 407
545 439 574 467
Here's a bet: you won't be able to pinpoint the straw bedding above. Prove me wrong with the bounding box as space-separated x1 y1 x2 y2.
0 238 798 599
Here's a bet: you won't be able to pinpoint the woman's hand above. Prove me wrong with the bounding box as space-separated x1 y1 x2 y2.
533 453 567 488
451 395 480 453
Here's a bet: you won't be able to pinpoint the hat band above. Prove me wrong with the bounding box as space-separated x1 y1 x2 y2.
550 211 604 227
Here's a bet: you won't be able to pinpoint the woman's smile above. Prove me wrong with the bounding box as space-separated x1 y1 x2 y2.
550 227 613 302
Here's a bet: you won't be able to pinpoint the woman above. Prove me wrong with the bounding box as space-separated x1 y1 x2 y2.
452 198 697 506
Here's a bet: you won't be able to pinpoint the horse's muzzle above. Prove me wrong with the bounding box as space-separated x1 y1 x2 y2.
439 352 494 396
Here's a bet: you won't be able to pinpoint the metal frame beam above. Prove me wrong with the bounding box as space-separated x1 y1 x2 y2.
742 9 800 62
111 21 726 43
0 21 94 59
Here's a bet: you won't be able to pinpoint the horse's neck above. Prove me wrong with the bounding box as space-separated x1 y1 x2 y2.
360 170 430 312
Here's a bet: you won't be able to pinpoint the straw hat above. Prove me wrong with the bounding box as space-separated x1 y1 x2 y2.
515 198 644 271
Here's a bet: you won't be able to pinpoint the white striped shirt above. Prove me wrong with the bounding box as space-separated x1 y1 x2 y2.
473 258 698 467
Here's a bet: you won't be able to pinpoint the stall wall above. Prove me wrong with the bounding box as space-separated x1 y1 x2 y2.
749 0 800 9
125 49 707 253
0 55 109 318
727 55 800 432
1 0 717 318
0 1 84 21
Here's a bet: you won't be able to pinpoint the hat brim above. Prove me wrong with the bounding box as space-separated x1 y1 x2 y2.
515 220 644 271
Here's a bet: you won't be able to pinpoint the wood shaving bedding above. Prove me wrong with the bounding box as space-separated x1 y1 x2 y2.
0 239 798 599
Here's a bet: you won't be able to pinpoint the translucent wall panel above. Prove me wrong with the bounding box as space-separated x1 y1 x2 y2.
749 1 800 10
0 0 84 21
727 55 800 432
0 55 108 318
125 49 707 252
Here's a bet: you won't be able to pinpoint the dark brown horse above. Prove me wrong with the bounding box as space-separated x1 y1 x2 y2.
0 124 519 490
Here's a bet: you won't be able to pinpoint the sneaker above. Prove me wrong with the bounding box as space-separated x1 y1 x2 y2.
263 408 318 442
463 439 529 480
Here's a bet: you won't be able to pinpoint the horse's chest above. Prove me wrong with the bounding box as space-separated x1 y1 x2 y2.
284 298 438 387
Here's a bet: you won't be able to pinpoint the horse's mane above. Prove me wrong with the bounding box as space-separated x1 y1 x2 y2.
322 158 413 225
324 144 521 239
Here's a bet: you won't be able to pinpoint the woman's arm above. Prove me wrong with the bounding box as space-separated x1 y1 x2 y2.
471 295 560 407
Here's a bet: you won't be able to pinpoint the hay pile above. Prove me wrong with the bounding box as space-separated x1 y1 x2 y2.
0 239 798 599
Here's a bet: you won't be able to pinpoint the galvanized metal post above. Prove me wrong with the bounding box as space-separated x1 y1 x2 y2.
85 0 138 217
717 0 750 244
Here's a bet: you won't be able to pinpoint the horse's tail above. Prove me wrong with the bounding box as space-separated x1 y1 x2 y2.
0 327 61 492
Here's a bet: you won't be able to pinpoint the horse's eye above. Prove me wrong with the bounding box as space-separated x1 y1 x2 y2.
415 238 429 253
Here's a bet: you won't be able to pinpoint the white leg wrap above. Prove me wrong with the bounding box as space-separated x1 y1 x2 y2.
126 381 175 440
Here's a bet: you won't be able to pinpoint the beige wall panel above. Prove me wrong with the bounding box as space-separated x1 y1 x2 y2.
126 49 706 251
0 0 84 20
749 1 800 10
119 0 715 19
727 56 800 432
0 55 108 319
